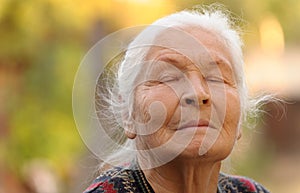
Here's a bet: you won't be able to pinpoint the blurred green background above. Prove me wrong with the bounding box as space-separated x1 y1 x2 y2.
1 0 300 192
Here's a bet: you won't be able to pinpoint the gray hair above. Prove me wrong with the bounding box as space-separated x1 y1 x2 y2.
95 5 267 169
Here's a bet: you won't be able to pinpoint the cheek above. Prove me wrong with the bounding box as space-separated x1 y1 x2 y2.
210 90 241 159
133 85 181 149
223 90 241 137
211 86 241 135
133 85 180 124
133 87 152 123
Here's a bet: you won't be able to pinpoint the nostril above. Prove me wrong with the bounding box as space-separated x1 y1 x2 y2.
203 99 208 104
184 97 209 106
185 98 194 105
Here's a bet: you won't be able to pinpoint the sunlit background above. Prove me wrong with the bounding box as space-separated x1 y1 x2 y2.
1 0 300 192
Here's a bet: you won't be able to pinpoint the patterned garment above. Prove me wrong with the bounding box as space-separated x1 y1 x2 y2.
84 165 270 193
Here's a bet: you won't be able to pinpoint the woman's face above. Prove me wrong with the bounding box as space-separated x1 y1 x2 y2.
127 26 241 164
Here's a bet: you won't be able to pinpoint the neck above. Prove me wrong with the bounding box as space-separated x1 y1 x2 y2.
142 158 221 193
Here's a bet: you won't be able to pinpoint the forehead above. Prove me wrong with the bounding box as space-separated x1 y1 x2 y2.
145 25 233 69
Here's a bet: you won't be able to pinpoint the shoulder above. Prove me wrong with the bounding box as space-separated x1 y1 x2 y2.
83 167 136 193
218 173 270 193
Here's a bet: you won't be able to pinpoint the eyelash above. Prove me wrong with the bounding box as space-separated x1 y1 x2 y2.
159 75 180 83
205 76 224 83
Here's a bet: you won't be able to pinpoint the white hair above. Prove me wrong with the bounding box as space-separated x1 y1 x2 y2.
95 5 271 170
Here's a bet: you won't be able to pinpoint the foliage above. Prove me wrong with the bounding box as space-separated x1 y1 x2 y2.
1 0 300 191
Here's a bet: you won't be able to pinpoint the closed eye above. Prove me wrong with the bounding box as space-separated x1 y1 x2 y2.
159 74 180 83
205 76 224 83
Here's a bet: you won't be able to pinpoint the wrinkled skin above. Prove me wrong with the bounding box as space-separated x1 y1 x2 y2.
127 26 241 162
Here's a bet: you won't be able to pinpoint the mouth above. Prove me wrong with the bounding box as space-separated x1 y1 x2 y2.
177 119 215 130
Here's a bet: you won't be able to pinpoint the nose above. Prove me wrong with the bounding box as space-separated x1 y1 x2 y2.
181 78 210 108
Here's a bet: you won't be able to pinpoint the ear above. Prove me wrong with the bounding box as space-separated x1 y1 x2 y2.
125 128 137 139
120 98 136 139
237 130 242 140
123 119 136 139
236 119 242 141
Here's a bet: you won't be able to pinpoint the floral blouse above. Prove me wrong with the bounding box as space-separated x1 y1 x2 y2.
83 164 270 193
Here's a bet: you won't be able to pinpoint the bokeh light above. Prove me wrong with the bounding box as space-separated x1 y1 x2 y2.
1 0 300 192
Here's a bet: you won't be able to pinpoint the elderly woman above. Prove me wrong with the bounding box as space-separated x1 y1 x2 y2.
83 6 270 193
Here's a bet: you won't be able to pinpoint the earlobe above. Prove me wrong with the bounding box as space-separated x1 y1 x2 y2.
123 119 136 139
119 96 136 139
124 120 136 139
118 95 136 139
125 129 137 139
237 130 242 140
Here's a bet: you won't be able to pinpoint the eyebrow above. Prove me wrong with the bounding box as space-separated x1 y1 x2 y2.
204 54 232 69
216 55 231 64
156 52 194 71
153 50 233 74
158 56 179 65
206 57 236 82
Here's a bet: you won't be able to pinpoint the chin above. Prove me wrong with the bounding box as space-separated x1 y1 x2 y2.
176 141 233 162
176 141 208 159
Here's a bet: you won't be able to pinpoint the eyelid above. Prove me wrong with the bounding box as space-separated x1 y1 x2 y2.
159 73 180 82
205 76 224 83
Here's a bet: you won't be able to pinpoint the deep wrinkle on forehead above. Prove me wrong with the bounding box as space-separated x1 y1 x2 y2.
151 48 194 72
179 24 233 60
143 22 238 85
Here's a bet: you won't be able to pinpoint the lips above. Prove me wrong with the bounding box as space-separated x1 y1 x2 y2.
178 119 215 130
